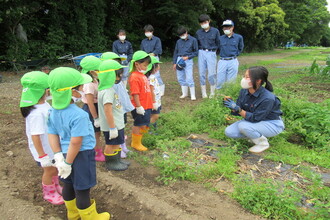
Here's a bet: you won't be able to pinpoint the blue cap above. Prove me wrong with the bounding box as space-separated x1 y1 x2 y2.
176 58 186 71
222 20 234 27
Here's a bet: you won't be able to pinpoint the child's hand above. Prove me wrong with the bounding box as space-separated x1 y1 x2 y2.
54 152 64 167
93 118 100 128
136 106 145 115
152 102 158 110
39 154 53 167
109 127 118 140
57 161 72 179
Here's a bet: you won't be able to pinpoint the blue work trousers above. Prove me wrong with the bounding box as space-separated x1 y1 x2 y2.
154 56 164 86
197 50 217 86
216 58 239 89
225 119 285 140
176 58 194 87
120 54 130 81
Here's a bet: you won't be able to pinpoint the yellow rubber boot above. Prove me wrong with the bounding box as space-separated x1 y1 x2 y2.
64 198 80 220
78 199 110 220
131 133 148 151
140 126 150 134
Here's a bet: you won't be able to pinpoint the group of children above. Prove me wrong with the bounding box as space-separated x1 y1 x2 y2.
20 50 161 219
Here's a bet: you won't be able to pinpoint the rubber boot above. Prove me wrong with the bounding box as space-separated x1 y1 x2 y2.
159 84 165 96
105 151 128 171
52 175 63 195
209 85 216 98
131 133 148 151
42 183 64 205
78 199 110 220
95 148 105 162
140 126 150 134
189 87 196 100
249 135 270 153
180 86 188 99
64 198 80 220
114 148 131 166
201 85 207 98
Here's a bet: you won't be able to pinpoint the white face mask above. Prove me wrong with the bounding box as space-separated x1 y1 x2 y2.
72 90 84 103
201 23 209 29
241 78 252 89
119 35 126 41
145 32 153 38
224 29 231 35
180 34 187 40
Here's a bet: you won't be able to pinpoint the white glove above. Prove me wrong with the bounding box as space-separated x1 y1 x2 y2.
39 154 53 167
93 118 100 128
152 102 158 110
57 161 72 179
136 106 145 115
109 127 118 140
54 152 64 167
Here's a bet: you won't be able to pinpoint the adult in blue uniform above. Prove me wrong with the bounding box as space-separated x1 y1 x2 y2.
173 27 198 100
223 66 284 153
112 29 133 87
217 20 244 90
195 14 220 98
140 24 165 96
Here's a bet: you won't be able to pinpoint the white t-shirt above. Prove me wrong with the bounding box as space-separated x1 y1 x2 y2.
149 74 161 107
25 102 54 162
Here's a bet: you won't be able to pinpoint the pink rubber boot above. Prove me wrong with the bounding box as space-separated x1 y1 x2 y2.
42 183 64 205
95 148 105 162
52 175 63 195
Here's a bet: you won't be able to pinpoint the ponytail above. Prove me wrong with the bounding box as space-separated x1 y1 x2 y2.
265 80 273 92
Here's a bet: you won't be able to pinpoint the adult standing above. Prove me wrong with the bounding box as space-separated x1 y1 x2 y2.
195 14 220 98
216 20 244 90
140 24 165 96
173 27 198 100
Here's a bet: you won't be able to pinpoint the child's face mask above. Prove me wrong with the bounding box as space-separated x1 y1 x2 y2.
72 90 84 102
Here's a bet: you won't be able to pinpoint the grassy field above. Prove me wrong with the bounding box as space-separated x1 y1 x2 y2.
132 47 330 219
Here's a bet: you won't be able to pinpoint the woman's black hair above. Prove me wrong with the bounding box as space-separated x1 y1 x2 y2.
20 106 35 118
248 66 273 92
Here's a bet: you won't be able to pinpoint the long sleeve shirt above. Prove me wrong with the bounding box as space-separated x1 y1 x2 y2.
195 27 220 51
140 36 162 56
112 40 134 62
233 86 282 122
172 35 198 64
219 33 244 58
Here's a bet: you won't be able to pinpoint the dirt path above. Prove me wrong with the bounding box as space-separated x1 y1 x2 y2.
0 49 311 219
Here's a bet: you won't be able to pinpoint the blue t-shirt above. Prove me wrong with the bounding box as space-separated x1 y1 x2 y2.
234 86 283 122
47 104 96 153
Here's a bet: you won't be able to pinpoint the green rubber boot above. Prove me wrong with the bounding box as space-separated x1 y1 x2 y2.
105 151 128 171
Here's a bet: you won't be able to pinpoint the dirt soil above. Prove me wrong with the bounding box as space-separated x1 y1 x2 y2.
0 49 325 220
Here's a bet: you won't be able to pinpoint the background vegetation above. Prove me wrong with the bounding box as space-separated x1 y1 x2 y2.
1 0 330 61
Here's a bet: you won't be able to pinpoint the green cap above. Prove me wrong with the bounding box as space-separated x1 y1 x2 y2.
48 67 92 109
80 56 101 73
98 60 125 91
129 50 150 72
101 52 126 61
147 55 162 72
20 71 49 107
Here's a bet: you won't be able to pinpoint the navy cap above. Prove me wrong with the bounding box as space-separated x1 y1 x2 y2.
176 58 186 71
222 20 234 27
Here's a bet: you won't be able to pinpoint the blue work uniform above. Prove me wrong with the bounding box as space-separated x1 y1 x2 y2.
225 86 284 139
113 40 134 81
216 33 244 89
140 36 164 86
195 27 220 86
173 35 198 87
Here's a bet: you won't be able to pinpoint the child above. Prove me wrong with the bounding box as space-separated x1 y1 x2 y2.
80 56 104 162
112 29 134 87
223 66 284 153
128 50 152 151
20 71 64 205
146 56 162 129
97 59 129 171
140 24 165 96
101 52 135 158
173 26 198 100
47 67 109 219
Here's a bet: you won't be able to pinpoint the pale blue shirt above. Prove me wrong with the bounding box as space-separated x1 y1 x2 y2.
47 104 95 153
